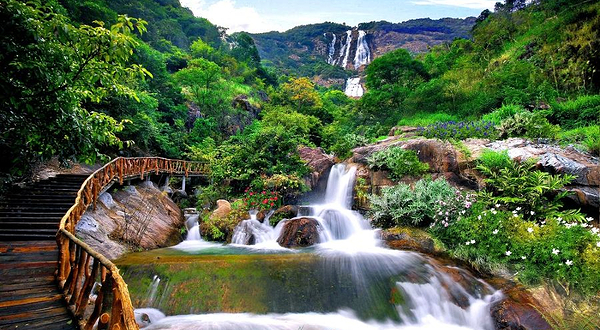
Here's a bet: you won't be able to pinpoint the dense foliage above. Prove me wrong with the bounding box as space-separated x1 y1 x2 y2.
366 147 429 180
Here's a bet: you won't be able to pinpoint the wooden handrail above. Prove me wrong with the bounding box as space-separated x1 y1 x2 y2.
56 157 208 330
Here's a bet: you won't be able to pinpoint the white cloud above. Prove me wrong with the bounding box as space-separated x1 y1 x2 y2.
180 0 280 33
411 0 496 9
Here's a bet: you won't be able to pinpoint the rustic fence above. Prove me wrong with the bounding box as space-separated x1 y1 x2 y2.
56 157 208 330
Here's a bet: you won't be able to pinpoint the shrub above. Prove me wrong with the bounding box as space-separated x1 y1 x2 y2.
200 200 248 241
498 111 559 139
367 147 429 180
430 201 600 295
558 126 600 155
242 189 281 212
249 174 308 205
548 95 600 130
417 120 498 140
481 104 525 124
476 157 585 224
329 133 370 159
368 178 456 228
397 112 459 127
477 149 512 172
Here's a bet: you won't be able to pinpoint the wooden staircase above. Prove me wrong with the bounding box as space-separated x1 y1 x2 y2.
0 174 87 329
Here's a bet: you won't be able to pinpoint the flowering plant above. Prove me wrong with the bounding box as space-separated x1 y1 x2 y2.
243 188 281 211
417 120 497 140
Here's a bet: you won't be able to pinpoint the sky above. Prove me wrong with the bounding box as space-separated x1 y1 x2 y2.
179 0 497 33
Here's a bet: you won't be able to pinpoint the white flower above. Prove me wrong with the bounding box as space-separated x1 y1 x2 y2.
592 228 599 234
495 204 500 208
493 229 499 235
466 241 471 245
596 242 600 248
521 256 526 260
478 215 482 220
471 239 476 244
438 212 443 216
527 227 533 233
557 217 563 222
552 248 560 255
516 207 522 211
506 251 512 256
513 213 519 217
586 217 594 222
461 210 466 214
565 260 573 266
581 223 589 228
492 210 498 215
490 208 495 211
530 211 535 215
512 210 517 214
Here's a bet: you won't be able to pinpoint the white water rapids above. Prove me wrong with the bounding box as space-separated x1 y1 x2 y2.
137 164 501 329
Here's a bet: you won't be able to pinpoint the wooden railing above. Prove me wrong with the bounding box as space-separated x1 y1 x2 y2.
56 157 208 330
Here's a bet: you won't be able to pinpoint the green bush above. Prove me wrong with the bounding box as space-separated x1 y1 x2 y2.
481 104 525 125
397 112 459 127
367 147 429 180
476 158 585 224
558 126 600 155
498 111 560 139
477 149 512 172
368 178 456 228
329 133 370 159
200 200 248 241
549 95 600 130
430 201 600 295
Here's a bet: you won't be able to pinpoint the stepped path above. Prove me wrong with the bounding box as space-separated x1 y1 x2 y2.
0 174 88 330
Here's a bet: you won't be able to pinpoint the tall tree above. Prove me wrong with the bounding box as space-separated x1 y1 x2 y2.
0 0 150 178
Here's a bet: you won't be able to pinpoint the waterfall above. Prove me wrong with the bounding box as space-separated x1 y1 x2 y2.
184 214 201 241
340 30 353 69
151 164 501 329
326 33 337 65
145 275 161 307
353 30 371 69
344 77 364 97
231 210 286 250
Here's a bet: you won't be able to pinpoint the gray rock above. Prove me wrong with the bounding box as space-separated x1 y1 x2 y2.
98 192 116 209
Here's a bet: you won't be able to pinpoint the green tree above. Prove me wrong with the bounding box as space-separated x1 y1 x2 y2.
0 0 150 178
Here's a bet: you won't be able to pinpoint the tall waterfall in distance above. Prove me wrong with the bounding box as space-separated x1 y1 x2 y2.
326 33 337 65
353 30 371 69
340 30 353 69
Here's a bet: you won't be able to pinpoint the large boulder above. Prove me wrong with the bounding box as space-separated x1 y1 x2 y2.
487 138 600 211
277 217 321 248
490 286 552 330
210 199 232 220
351 137 599 215
298 147 335 189
380 228 437 255
76 183 184 260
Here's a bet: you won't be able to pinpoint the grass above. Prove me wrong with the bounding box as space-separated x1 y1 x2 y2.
397 112 460 127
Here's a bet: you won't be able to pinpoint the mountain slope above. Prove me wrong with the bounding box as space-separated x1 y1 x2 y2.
250 17 476 82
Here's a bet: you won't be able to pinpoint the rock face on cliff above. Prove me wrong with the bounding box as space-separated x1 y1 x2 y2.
351 135 599 214
277 217 321 248
76 181 183 260
298 146 335 189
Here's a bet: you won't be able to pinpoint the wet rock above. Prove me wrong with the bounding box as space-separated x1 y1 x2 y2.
210 200 232 220
380 228 436 255
277 217 321 248
270 205 298 225
298 147 335 189
490 286 552 330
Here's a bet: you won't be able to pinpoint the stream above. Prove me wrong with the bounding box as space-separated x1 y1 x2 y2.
117 165 503 329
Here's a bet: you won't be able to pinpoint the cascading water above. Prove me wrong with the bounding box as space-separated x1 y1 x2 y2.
341 30 353 69
184 213 201 241
353 30 371 69
128 164 502 329
326 32 337 65
345 77 364 97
